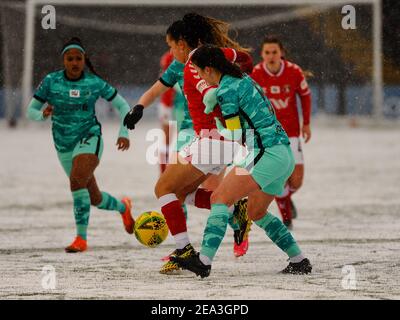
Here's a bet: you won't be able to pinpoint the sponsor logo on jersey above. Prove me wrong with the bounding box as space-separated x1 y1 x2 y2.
196 80 209 95
69 89 80 98
270 97 290 110
270 86 280 94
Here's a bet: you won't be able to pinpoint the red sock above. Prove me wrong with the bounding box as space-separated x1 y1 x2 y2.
161 199 187 236
194 188 212 210
275 195 293 222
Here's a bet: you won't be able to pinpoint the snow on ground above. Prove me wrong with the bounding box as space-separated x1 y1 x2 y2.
0 117 399 300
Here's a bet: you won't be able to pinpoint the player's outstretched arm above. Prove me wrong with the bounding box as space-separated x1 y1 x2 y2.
124 80 168 130
110 93 131 151
26 98 50 121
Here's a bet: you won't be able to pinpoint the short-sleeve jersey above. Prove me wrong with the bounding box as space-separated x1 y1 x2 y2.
216 74 289 150
159 60 193 131
183 48 237 135
34 70 117 152
251 59 311 137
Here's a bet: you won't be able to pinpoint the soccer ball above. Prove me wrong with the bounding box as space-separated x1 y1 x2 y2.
134 211 169 248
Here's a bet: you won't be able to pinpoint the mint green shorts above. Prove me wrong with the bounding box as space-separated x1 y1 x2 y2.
57 135 104 177
244 144 295 196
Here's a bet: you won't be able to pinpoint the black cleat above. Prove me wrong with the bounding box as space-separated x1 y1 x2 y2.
171 252 211 278
280 258 312 275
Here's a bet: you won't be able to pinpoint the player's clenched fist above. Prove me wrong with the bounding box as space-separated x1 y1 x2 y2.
124 104 144 130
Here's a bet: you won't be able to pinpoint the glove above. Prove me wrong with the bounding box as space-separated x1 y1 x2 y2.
123 104 144 130
215 117 242 142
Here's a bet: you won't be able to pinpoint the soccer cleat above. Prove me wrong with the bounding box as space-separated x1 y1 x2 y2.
233 238 249 257
159 244 195 275
280 258 312 275
65 236 87 253
161 249 177 262
121 197 135 234
171 252 211 278
232 199 252 257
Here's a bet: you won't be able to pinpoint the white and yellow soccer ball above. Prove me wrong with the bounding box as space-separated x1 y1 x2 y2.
134 211 169 248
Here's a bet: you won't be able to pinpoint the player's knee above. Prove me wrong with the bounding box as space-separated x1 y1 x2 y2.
289 178 302 191
247 206 266 221
70 174 90 191
154 179 174 199
210 190 232 206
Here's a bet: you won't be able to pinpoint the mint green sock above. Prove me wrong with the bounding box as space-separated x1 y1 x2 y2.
182 204 188 220
97 191 125 213
72 189 91 240
200 203 230 261
254 212 301 258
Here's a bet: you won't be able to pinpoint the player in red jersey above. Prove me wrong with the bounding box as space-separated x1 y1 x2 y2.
251 36 312 229
124 13 253 267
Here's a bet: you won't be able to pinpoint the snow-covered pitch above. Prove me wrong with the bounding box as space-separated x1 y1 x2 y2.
0 117 399 299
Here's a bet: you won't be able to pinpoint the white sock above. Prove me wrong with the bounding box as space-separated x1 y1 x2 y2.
289 254 305 263
174 232 190 250
184 190 196 206
199 254 212 266
158 193 178 207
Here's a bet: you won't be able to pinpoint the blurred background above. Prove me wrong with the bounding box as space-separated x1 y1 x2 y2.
0 0 399 126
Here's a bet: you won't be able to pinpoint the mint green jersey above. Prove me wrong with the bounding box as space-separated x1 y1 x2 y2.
34 70 118 152
216 74 289 151
159 60 192 131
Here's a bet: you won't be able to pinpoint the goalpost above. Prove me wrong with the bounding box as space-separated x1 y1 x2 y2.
20 0 383 117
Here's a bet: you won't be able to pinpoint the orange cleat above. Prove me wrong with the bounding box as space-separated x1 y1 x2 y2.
233 238 249 257
65 236 87 253
121 197 135 234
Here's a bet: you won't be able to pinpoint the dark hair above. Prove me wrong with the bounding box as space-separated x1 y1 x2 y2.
61 37 100 77
166 13 250 52
261 35 287 60
191 45 243 78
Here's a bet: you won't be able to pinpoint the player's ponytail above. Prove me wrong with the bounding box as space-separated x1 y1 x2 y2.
192 45 243 79
167 13 250 53
61 37 100 77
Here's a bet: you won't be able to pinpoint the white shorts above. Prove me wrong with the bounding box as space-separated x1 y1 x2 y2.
158 102 173 125
289 137 304 165
179 137 242 175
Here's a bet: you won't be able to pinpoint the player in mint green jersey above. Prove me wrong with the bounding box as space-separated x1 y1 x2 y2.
26 37 135 253
172 45 312 277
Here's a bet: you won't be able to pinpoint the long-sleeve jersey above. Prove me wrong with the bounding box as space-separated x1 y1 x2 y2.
183 48 253 135
216 74 289 151
27 70 130 152
251 59 311 137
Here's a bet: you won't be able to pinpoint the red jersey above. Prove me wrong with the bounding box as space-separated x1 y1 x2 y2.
160 51 175 108
251 59 311 137
184 48 250 135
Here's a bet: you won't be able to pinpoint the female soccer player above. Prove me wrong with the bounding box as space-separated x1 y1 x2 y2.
251 36 312 229
26 37 135 253
124 13 253 271
172 45 312 277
